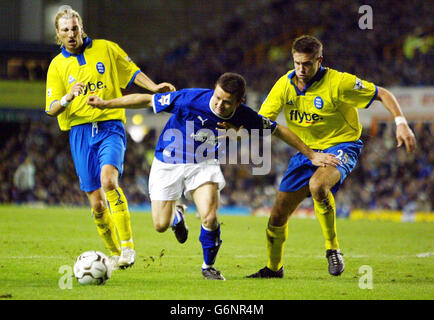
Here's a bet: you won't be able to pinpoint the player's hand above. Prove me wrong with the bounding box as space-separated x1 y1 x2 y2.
87 96 106 109
310 152 341 168
396 123 416 153
216 122 244 131
67 82 85 102
154 82 176 93
216 122 245 140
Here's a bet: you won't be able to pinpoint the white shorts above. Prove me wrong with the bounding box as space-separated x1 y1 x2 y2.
149 158 226 201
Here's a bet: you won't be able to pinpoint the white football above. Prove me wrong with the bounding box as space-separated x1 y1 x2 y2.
73 251 112 285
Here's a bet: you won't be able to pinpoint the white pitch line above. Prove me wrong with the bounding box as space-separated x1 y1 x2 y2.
416 252 434 258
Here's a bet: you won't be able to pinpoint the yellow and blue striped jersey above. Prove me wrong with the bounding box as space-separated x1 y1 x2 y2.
259 66 378 149
46 38 141 131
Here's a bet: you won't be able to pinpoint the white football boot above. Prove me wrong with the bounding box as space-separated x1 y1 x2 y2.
118 247 136 269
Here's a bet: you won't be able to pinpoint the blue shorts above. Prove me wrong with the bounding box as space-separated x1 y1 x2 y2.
69 120 127 192
279 140 363 195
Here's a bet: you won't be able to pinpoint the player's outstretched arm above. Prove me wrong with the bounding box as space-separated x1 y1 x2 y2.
375 86 416 153
87 94 153 109
134 72 176 93
274 124 341 167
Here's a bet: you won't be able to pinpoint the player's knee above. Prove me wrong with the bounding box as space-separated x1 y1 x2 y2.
270 206 289 226
153 220 170 233
273 195 295 216
309 179 329 201
91 200 107 215
274 198 288 213
100 176 117 191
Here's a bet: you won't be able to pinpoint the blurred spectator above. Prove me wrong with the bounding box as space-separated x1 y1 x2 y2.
1 1 432 87
1 57 50 80
12 156 36 203
0 119 432 214
0 0 432 213
339 121 432 213
6 58 28 80
140 0 433 91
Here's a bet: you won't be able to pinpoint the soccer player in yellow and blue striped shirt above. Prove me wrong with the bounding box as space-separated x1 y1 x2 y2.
247 35 416 278
45 7 176 270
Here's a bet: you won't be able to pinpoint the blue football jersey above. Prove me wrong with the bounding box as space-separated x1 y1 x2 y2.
152 88 277 164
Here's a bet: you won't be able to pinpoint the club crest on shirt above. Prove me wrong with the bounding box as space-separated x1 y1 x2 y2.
190 131 219 147
158 94 171 106
314 96 324 109
96 62 105 74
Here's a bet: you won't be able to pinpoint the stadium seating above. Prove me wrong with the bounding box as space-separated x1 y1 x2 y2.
0 0 432 215
0 119 431 215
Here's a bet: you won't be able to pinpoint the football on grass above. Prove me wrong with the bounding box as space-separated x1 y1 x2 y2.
73 251 112 285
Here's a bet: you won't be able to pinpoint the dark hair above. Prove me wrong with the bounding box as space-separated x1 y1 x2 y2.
292 35 323 58
216 72 246 102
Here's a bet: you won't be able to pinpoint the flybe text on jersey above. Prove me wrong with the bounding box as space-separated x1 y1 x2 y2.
82 81 106 95
289 110 323 123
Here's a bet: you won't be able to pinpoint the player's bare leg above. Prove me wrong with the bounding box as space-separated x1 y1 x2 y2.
270 186 310 226
152 200 176 230
191 182 219 230
309 166 345 276
101 164 135 269
191 182 225 280
151 199 176 232
151 199 188 243
247 186 309 278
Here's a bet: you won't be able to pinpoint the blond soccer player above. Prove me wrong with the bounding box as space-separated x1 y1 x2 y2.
45 7 175 269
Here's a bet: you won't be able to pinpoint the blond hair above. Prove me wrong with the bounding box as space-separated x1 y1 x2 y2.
54 7 87 46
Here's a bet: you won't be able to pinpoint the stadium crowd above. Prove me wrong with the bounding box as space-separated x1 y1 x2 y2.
1 118 432 214
142 0 433 92
0 0 432 214
1 1 432 89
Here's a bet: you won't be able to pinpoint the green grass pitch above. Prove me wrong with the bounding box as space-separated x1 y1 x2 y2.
0 205 432 300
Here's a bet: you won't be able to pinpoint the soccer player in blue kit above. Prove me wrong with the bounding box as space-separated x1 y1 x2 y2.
88 73 340 280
